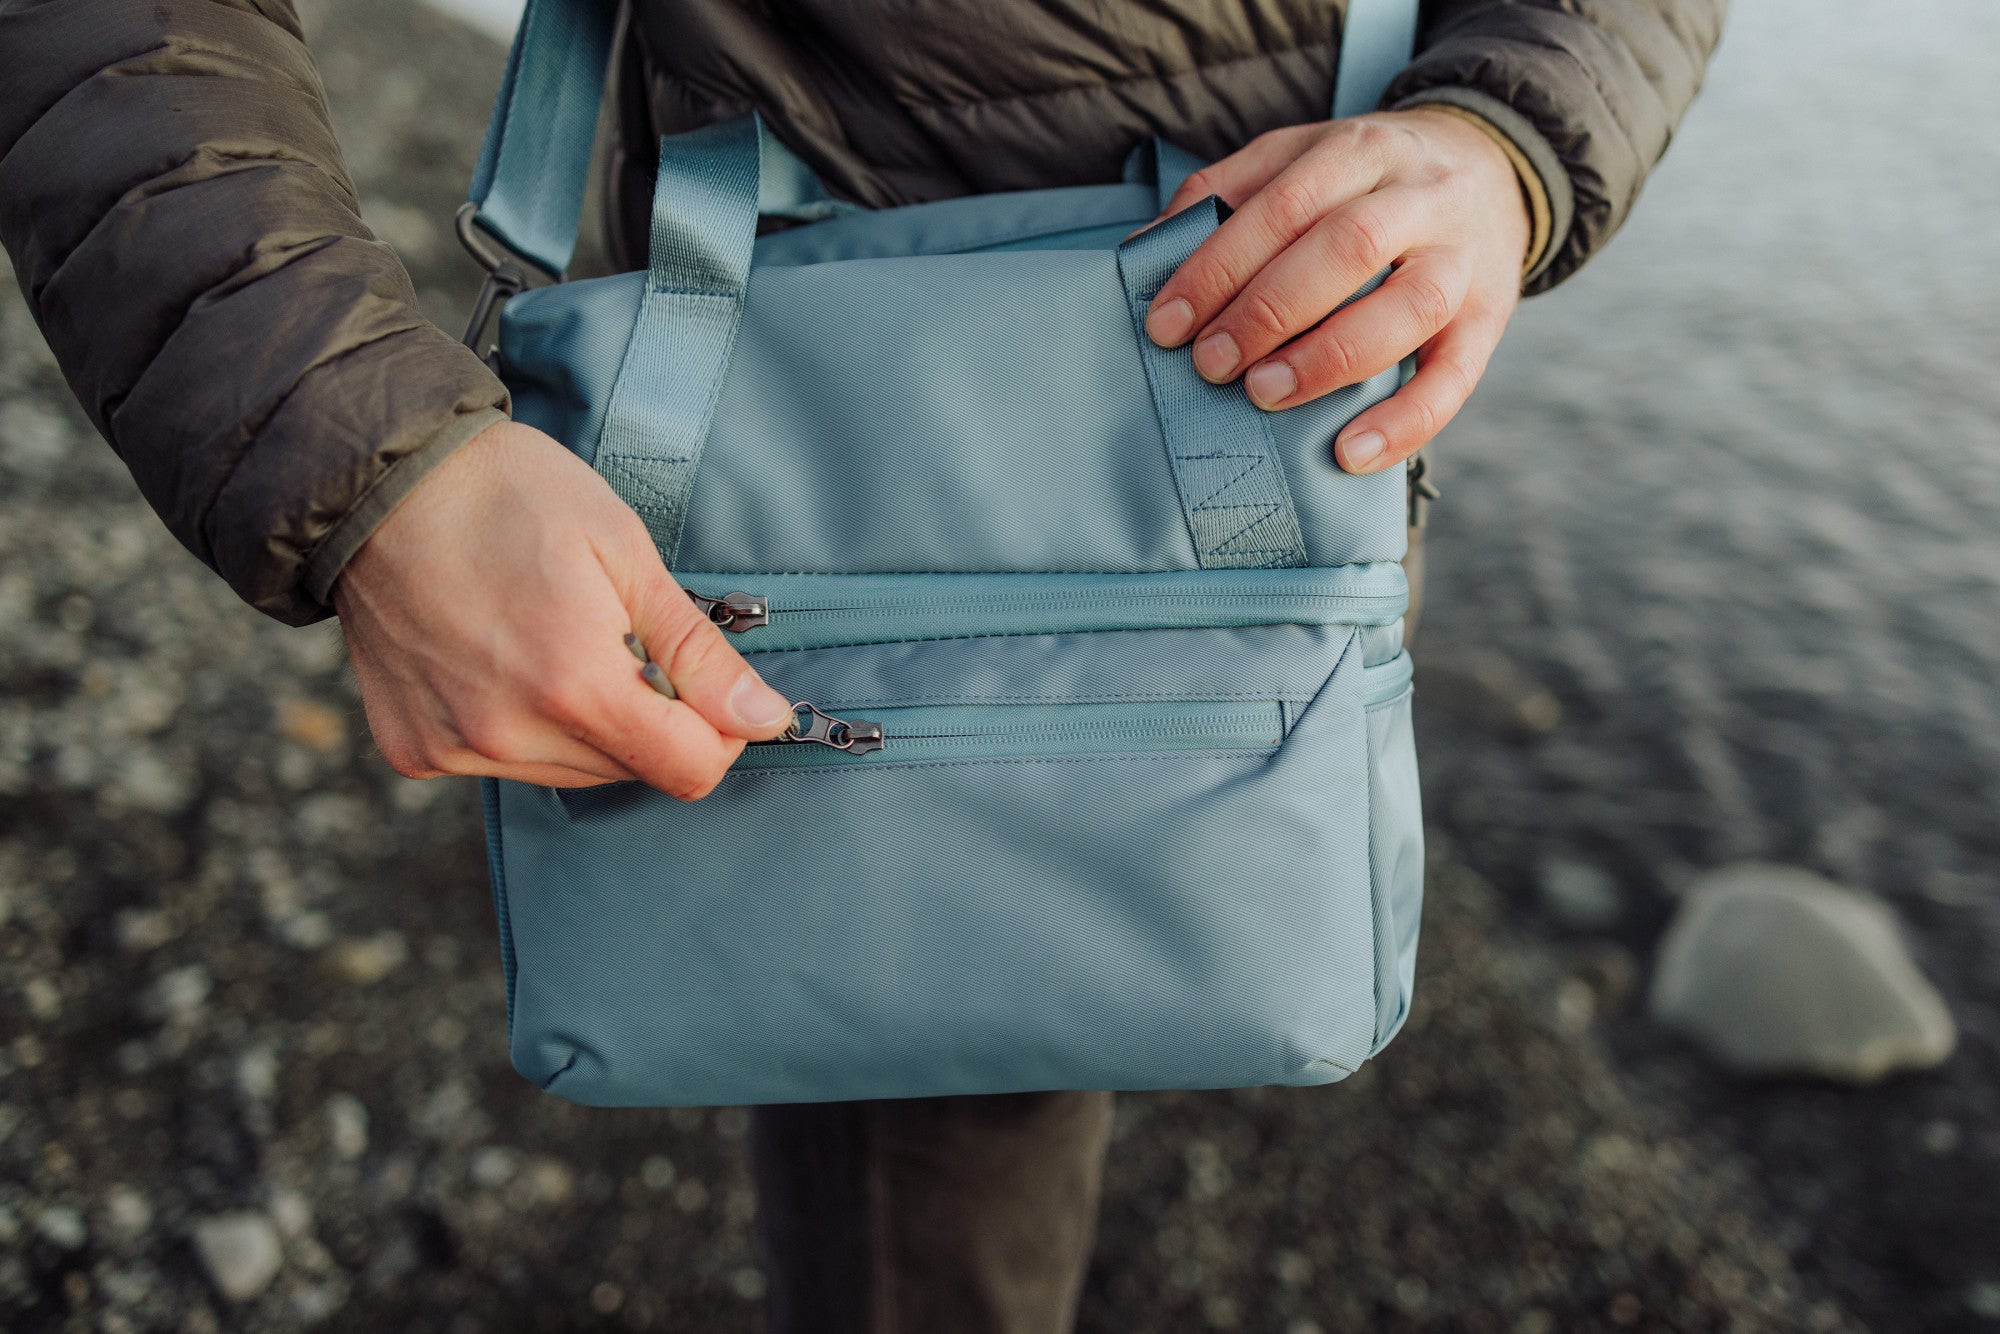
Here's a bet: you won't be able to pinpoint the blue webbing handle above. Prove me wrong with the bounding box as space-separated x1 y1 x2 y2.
464 0 855 278
1334 0 1421 119
1117 201 1311 570
464 0 1417 278
593 115 770 564
466 0 617 278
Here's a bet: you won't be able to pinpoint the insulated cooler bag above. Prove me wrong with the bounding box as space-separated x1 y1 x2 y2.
465 0 1427 1106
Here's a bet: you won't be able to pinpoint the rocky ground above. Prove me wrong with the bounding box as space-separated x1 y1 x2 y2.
2 0 1994 1331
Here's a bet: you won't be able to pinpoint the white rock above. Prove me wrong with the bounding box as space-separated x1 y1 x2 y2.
192 1212 283 1303
1649 864 1957 1084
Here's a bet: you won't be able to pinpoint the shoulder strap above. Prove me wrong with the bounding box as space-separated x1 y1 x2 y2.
465 0 617 278
1333 0 1421 119
465 0 1420 277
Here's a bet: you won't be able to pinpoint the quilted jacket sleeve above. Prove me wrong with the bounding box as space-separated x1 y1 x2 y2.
0 0 509 625
1384 0 1728 293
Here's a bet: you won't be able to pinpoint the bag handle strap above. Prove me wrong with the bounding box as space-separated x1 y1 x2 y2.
463 0 1418 277
593 115 768 564
1116 200 1311 569
1332 0 1421 120
597 126 1322 571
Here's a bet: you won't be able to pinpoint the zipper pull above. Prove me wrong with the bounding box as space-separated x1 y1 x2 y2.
686 589 770 633
779 701 885 756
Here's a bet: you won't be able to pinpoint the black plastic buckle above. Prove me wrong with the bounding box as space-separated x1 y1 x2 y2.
455 203 539 367
1407 451 1441 529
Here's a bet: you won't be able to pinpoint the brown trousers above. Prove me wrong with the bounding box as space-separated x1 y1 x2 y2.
753 519 1427 1334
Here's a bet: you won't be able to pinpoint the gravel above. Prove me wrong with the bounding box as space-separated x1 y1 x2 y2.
2 0 1989 1330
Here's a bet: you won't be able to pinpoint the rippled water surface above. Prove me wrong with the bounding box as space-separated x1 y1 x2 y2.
1419 0 2000 1322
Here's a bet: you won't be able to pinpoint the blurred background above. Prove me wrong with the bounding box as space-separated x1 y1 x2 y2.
2 0 1995 1329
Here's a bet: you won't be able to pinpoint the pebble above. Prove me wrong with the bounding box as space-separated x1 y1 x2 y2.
639 1154 676 1191
1537 858 1623 931
23 975 60 1020
330 931 408 985
113 907 175 952
35 1204 88 1250
277 698 346 754
1966 1281 2000 1320
524 1157 575 1207
1415 650 1563 738
104 1186 153 1240
140 964 211 1023
270 1190 314 1239
193 1212 283 1302
326 1093 370 1160
236 1044 280 1103
470 1146 518 1189
1649 864 1957 1084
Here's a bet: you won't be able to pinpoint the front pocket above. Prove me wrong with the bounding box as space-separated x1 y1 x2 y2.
489 614 1420 1107
739 699 1288 769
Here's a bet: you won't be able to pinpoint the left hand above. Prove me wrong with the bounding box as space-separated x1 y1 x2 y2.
1141 107 1531 474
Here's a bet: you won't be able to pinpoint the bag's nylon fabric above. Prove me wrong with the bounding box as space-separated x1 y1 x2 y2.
489 622 1412 1106
595 116 760 564
500 231 1411 575
476 0 1427 1107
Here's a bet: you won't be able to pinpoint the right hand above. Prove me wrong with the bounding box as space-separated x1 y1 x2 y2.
331 419 796 799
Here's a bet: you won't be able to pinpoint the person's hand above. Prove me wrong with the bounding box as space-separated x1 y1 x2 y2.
1141 107 1531 474
331 419 796 798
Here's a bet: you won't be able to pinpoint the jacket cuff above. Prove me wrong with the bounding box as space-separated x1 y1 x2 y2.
1388 86 1573 288
301 404 509 610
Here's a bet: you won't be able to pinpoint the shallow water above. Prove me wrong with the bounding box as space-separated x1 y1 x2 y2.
1417 0 2000 1322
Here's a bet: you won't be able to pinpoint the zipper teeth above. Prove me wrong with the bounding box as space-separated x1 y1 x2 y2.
772 590 1397 617
893 720 1276 742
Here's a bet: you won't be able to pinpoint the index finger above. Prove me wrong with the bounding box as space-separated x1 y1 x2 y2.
1146 126 1392 349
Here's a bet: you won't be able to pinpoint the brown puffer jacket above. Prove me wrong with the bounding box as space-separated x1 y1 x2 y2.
0 0 1725 625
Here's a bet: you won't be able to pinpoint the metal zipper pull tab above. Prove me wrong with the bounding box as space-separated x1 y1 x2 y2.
781 701 885 755
686 589 770 633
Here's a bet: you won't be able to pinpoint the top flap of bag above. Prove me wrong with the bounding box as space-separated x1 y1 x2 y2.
498 220 1409 576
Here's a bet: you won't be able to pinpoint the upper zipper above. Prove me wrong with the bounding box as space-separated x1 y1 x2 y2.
680 568 1408 650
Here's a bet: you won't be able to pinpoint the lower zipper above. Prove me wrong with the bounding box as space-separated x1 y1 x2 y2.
745 699 1286 768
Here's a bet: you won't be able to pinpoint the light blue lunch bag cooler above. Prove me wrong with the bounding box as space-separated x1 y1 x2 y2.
460 0 1427 1106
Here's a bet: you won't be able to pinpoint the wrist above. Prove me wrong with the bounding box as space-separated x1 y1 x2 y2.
1394 105 1544 279
313 405 510 613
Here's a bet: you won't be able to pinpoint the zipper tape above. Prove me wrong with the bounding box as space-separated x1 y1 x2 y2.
673 565 1410 652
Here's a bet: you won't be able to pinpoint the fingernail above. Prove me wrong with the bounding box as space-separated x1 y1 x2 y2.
730 671 794 730
1193 332 1240 381
640 661 678 699
1146 297 1194 346
1246 361 1297 409
1339 429 1387 473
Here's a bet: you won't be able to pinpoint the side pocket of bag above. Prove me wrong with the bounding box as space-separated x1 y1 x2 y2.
1365 659 1424 1053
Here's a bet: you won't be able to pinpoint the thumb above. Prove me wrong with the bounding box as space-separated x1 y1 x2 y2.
624 565 795 743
